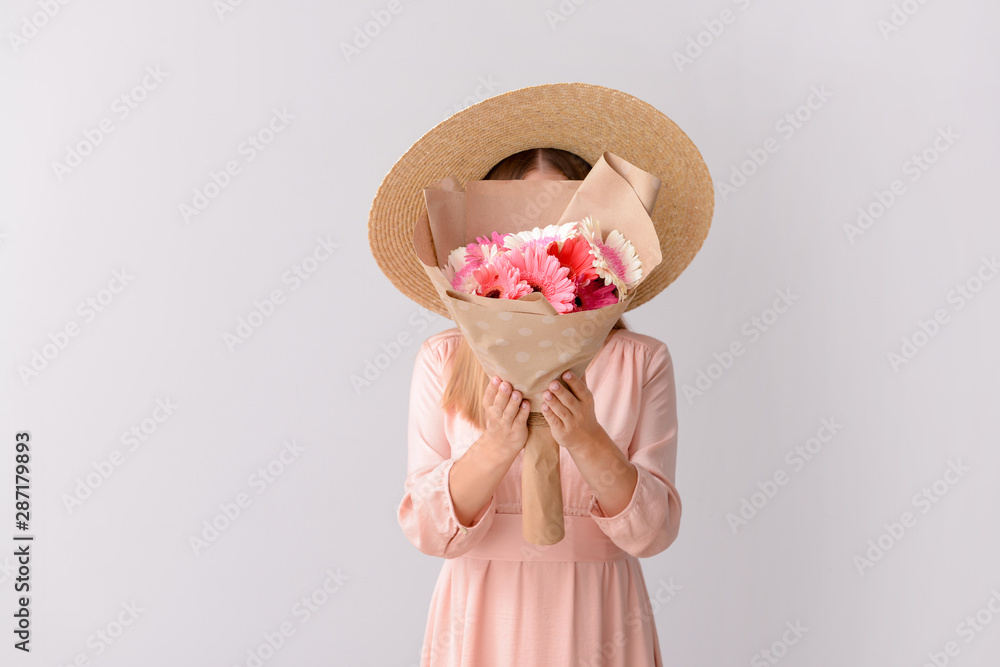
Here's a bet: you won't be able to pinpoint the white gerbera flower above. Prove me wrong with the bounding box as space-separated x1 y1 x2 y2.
444 246 477 293
577 216 642 296
503 222 578 252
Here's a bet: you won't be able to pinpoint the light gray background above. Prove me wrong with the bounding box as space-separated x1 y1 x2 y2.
2 1 999 665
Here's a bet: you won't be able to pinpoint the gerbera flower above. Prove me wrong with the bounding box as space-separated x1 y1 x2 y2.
574 279 618 312
473 231 508 248
503 222 578 253
547 235 598 286
577 216 642 296
472 261 532 300
496 244 576 313
444 246 477 292
446 233 509 293
464 236 506 268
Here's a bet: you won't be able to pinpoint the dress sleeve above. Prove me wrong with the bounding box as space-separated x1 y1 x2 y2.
588 339 682 558
396 334 498 559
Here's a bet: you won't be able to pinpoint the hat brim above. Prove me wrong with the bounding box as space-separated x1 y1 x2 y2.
368 82 714 319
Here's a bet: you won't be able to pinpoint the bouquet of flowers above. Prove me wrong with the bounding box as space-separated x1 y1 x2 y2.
413 152 663 545
444 216 641 312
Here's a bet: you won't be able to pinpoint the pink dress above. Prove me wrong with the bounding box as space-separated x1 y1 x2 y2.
397 327 682 666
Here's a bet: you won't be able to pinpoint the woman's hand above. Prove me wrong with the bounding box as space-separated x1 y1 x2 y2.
541 371 602 453
481 376 530 457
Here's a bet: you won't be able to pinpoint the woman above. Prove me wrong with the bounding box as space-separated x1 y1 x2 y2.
398 148 683 666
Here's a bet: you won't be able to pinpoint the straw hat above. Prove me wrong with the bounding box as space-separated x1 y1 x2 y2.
367 82 714 319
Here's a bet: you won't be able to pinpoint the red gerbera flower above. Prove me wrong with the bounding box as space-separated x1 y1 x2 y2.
547 235 599 286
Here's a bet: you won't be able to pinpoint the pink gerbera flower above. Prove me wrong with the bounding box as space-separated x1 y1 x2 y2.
473 231 508 248
472 261 532 300
575 279 618 312
467 232 509 264
496 244 576 313
464 235 506 268
446 233 510 293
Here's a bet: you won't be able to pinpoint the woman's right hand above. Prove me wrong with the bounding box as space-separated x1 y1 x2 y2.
481 376 530 457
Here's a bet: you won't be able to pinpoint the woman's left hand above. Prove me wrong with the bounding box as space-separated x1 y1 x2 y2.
541 371 601 452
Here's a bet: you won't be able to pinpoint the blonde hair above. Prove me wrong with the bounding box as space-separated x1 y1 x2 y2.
439 148 628 429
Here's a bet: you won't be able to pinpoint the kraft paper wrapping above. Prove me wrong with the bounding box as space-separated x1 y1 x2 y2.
413 152 663 545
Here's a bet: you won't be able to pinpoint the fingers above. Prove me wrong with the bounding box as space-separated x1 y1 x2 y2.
497 381 522 424
482 375 500 410
558 370 588 401
502 390 526 423
542 392 569 420
544 378 576 411
547 371 593 413
493 379 513 411
541 399 563 427
489 377 524 426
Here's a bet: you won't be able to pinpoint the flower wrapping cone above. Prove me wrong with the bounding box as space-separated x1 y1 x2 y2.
413 152 663 545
